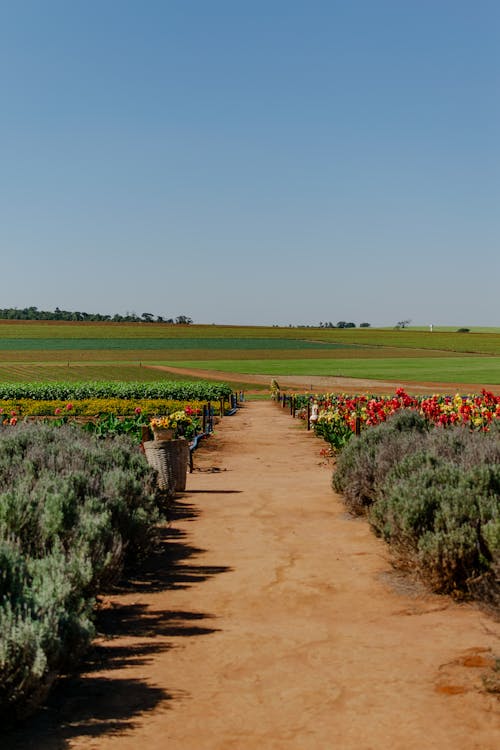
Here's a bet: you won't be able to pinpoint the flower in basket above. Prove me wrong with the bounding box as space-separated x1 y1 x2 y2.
150 410 198 439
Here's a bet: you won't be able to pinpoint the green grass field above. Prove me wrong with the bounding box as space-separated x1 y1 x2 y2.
0 321 499 386
1 321 500 354
159 358 500 384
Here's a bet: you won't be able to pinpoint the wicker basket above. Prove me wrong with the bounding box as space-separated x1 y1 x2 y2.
143 438 189 494
153 427 174 441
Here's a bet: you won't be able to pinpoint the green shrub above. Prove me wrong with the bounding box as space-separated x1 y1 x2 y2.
0 540 94 720
372 461 500 595
0 422 160 721
332 413 500 604
332 410 429 514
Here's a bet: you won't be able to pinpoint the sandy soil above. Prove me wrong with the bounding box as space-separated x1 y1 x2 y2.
5 401 500 750
145 363 500 396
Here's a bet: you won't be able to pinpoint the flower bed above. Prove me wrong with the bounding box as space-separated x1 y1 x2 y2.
310 388 500 450
0 397 205 418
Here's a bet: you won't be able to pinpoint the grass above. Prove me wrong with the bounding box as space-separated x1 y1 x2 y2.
162 357 500 385
0 321 500 387
1 321 500 354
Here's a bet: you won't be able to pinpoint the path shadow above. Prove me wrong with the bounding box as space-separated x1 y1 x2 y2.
114 523 232 594
184 489 243 494
4 671 177 750
3 498 231 750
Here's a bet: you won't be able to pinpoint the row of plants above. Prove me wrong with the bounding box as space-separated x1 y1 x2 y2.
82 409 202 442
310 388 500 450
0 395 232 442
0 397 206 418
273 385 500 606
0 380 233 402
331 411 500 607
0 422 161 721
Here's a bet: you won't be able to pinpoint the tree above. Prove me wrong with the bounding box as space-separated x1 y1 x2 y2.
395 319 411 329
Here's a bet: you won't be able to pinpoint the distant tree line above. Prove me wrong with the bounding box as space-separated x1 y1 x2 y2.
318 321 371 329
0 307 193 324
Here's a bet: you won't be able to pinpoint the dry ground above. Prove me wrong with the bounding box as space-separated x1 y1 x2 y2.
145 363 500 395
5 401 500 750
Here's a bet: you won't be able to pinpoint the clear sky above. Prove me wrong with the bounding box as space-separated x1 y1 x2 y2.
1 1 498 327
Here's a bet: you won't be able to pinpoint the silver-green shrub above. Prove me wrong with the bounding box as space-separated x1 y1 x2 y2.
332 410 430 514
0 423 159 721
332 411 500 605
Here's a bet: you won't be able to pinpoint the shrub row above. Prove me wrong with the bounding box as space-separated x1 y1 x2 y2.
332 412 500 605
0 397 206 418
0 380 233 402
0 423 159 721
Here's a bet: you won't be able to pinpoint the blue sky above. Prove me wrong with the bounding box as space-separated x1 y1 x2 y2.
1 1 498 327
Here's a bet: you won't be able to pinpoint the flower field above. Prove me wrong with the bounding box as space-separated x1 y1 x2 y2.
300 388 500 450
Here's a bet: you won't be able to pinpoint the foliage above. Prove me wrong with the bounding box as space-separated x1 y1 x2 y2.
332 414 500 605
370 459 500 596
0 397 205 418
150 408 200 440
0 380 232 402
332 410 430 514
0 423 159 721
0 539 95 720
0 306 192 324
315 389 500 450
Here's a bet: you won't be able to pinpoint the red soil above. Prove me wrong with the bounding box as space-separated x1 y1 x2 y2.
5 401 500 750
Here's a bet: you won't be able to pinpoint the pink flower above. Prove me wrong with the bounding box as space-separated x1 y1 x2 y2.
9 416 17 425
54 408 61 415
10 410 16 416
66 403 73 411
135 407 142 414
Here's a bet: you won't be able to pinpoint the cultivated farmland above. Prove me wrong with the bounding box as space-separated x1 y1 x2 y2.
0 321 499 390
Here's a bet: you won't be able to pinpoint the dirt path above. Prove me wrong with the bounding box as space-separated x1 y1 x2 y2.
145 363 500 396
7 401 500 750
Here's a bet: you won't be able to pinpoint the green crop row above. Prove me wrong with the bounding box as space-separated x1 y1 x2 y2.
0 380 233 401
1 322 500 354
0 337 361 351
